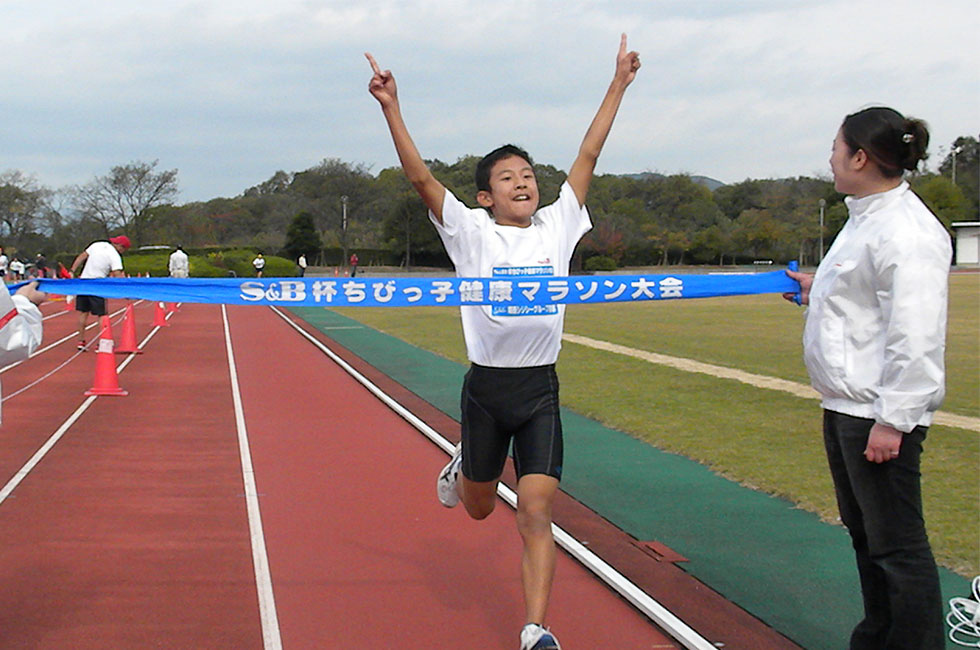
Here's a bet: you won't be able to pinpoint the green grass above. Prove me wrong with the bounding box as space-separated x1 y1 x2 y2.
333 273 980 576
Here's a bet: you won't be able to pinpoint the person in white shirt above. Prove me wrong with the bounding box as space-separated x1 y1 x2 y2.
297 253 307 277
0 280 44 424
70 235 130 351
785 107 948 650
368 35 640 650
8 258 24 281
252 253 265 278
168 245 190 278
0 249 9 281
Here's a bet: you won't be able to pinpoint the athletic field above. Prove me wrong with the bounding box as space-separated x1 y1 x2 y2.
0 271 975 649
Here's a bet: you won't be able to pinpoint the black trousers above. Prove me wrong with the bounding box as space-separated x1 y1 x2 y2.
823 410 943 650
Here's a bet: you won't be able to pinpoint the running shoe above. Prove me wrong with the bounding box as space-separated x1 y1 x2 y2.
77 340 87 351
520 623 561 650
436 443 462 508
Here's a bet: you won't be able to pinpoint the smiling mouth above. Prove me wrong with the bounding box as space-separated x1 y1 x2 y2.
513 194 531 201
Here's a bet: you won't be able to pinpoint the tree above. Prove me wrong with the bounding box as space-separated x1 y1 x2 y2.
715 179 765 219
937 136 978 219
912 174 971 231
73 160 179 245
0 170 52 249
579 221 626 264
290 158 376 251
690 222 734 265
243 170 293 197
382 189 442 269
733 208 787 259
284 211 323 262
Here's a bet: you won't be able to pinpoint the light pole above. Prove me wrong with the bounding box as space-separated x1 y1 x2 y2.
341 195 348 269
818 198 826 264
951 145 962 185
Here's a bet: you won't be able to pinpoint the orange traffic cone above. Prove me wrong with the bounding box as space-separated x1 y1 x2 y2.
85 317 128 396
101 313 114 339
153 302 170 327
115 303 143 355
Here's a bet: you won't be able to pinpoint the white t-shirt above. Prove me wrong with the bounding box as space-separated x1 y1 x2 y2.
79 241 123 279
431 181 591 367
0 254 8 272
252 256 266 270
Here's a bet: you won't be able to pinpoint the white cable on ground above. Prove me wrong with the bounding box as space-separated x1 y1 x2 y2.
1 350 86 402
1 303 133 375
0 309 169 507
948 576 980 647
1 310 132 401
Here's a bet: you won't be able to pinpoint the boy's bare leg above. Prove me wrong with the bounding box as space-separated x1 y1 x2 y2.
459 475 497 520
515 473 559 625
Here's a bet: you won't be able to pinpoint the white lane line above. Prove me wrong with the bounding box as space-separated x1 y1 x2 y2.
0 313 168 506
563 332 980 432
221 305 282 650
0 395 98 504
270 306 717 650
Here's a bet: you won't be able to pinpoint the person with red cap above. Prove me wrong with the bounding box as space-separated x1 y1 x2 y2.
69 235 130 351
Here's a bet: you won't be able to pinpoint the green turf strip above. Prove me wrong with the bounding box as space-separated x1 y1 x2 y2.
290 306 971 650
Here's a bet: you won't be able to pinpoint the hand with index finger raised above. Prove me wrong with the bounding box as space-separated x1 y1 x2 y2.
615 33 640 85
365 52 398 107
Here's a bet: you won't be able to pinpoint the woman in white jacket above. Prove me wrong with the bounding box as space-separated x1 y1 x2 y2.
786 107 950 649
0 281 45 424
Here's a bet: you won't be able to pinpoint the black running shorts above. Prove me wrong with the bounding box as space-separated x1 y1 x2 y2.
459 363 563 483
75 295 107 316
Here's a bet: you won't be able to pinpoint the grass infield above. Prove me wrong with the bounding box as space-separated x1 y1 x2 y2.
334 272 979 576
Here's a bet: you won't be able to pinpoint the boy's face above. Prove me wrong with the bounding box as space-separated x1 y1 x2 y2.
476 155 539 226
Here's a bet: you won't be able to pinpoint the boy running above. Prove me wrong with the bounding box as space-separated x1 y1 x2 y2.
367 35 639 650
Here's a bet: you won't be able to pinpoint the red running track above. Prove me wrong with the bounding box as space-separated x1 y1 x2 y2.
0 299 679 648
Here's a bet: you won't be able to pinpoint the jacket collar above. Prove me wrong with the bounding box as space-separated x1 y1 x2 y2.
844 181 908 224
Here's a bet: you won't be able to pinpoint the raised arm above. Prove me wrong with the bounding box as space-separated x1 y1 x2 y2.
567 34 641 206
69 251 88 276
366 52 447 223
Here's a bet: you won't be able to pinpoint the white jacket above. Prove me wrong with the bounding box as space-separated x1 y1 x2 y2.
0 286 43 425
802 182 952 432
169 249 189 276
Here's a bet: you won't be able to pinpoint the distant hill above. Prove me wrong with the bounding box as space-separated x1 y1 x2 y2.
620 171 725 192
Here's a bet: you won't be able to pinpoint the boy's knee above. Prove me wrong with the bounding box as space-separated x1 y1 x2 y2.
461 481 497 520
516 504 552 536
463 498 495 520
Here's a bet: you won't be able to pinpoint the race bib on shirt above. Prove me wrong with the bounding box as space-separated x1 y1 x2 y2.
491 265 558 317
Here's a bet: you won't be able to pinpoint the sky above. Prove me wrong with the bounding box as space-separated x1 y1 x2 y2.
3 0 978 203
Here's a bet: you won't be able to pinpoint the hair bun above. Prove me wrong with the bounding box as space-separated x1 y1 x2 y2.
901 118 930 171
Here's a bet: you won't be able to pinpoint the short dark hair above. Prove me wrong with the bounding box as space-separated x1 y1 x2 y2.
841 107 930 178
475 144 534 193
